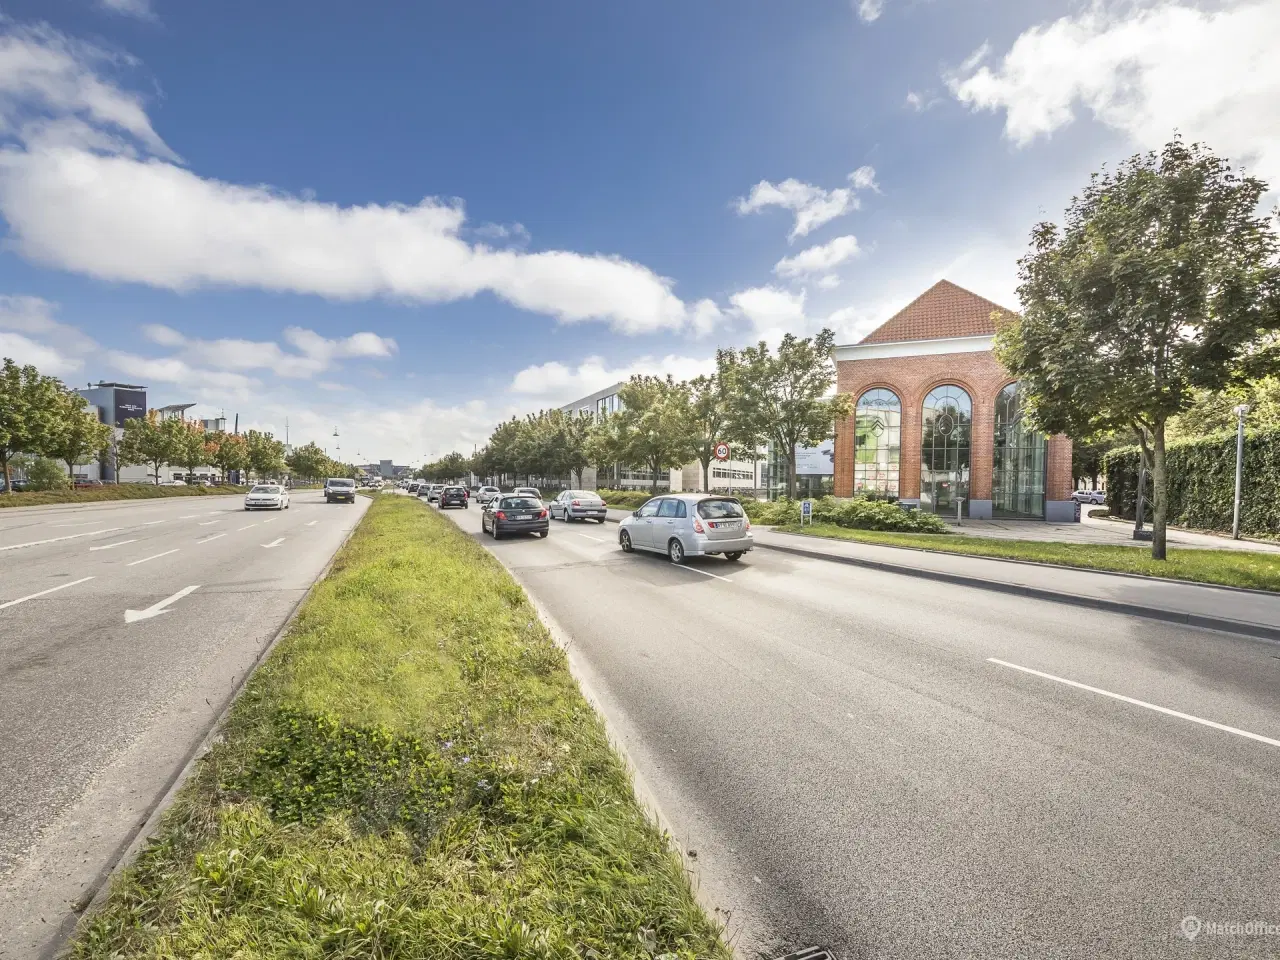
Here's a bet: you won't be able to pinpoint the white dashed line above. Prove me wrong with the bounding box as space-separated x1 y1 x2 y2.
0 577 95 610
677 565 733 582
238 523 259 531
194 533 225 544
0 528 124 553
89 539 139 552
197 520 221 526
577 533 606 542
127 548 180 567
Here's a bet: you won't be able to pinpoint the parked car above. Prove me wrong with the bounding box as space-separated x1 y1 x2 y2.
244 483 290 511
618 494 752 564
549 489 607 523
74 479 104 489
513 486 542 500
476 485 501 505
438 485 468 509
426 483 445 502
325 477 357 503
481 494 549 539
1072 489 1106 505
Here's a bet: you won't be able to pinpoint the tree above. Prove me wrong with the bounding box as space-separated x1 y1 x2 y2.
996 138 1280 559
584 412 626 488
616 375 696 493
687 360 734 492
1071 432 1119 491
245 430 286 481
175 419 214 482
210 431 249 483
47 389 112 481
0 358 66 493
119 412 182 484
28 456 71 491
735 330 852 499
286 441 329 483
562 410 592 488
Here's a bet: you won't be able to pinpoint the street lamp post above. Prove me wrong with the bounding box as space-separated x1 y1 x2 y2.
1232 403 1251 540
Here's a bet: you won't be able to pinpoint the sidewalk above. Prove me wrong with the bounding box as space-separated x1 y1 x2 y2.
947 511 1280 553
601 508 1280 641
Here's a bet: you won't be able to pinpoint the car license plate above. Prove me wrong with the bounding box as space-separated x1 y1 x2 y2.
516 514 532 520
717 520 740 529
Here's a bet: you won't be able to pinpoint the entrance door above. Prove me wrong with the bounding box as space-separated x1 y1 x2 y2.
920 385 972 517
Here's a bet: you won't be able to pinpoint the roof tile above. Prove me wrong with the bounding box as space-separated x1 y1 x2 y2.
859 279 1016 345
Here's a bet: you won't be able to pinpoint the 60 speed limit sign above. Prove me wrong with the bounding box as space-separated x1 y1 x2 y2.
713 442 731 461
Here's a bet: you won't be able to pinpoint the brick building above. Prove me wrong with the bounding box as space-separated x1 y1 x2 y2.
832 280 1074 521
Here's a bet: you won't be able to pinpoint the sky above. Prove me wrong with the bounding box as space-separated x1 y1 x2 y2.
0 0 1276 466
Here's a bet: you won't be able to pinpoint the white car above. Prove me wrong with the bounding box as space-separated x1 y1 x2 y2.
476 485 501 505
244 483 290 510
1071 489 1106 505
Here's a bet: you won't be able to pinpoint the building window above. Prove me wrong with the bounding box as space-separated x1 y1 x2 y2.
711 466 753 482
853 388 900 498
920 384 972 516
992 382 1047 519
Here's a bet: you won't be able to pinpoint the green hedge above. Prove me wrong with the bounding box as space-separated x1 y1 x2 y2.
0 484 248 508
745 496 951 533
595 489 653 510
1103 429 1280 537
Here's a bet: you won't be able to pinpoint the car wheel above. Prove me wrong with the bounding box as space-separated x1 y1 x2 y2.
667 538 685 564
619 529 633 553
538 530 548 539
725 552 742 561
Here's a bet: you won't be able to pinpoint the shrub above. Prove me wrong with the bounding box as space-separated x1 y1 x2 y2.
1104 429 1280 537
745 496 949 533
27 457 72 491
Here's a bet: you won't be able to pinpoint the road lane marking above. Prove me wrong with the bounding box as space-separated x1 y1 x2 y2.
577 533 606 542
677 564 732 582
262 538 285 548
262 517 276 523
986 658 1280 749
306 520 318 526
0 527 124 553
143 520 167 526
0 577 95 610
238 523 259 531
125 585 200 623
197 520 221 526
194 533 226 544
127 548 180 567
179 515 200 519
89 539 139 551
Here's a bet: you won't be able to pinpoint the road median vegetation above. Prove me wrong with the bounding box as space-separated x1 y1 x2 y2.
71 495 727 959
781 522 1280 592
0 484 247 508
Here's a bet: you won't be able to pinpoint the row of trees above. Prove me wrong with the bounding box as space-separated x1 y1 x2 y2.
426 332 850 497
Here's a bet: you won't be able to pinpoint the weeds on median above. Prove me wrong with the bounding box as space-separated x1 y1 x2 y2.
0 484 248 508
71 496 727 959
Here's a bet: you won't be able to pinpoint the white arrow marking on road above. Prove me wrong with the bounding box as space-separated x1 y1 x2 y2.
194 533 225 544
125 585 200 624
127 548 179 567
0 527 123 553
0 576 94 610
986 658 1280 749
89 538 138 551
262 538 285 548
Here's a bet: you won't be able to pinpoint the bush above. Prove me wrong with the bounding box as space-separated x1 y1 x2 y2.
594 489 654 510
745 496 950 533
27 457 72 491
1104 429 1280 537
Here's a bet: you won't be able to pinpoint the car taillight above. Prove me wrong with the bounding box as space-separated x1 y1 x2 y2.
538 509 548 518
571 499 580 506
692 517 705 534
495 511 506 520
744 518 751 532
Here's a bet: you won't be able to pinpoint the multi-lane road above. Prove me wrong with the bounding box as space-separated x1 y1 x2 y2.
0 490 367 958
437 497 1280 959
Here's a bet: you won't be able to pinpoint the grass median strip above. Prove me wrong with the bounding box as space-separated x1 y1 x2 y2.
778 522 1280 592
0 485 247 508
72 495 728 959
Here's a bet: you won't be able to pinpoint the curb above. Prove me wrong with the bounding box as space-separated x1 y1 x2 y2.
53 500 370 958
756 538 1280 644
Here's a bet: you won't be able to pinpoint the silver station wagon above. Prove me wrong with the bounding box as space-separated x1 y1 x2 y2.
617 494 752 564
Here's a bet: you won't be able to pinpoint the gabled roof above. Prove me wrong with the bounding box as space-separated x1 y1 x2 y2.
858 279 1016 345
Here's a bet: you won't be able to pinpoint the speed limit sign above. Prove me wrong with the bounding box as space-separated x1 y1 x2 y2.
713 442 730 461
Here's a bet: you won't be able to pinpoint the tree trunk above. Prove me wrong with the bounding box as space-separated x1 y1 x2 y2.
1 456 10 494
786 444 798 500
700 456 711 493
1151 421 1168 561
650 460 660 495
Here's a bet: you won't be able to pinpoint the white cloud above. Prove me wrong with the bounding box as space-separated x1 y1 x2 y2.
815 274 842 291
98 0 157 21
140 322 184 346
0 23 715 336
729 286 809 343
0 294 96 375
948 0 1280 184
135 323 397 379
509 354 715 404
735 167 878 242
774 234 861 280
856 0 884 22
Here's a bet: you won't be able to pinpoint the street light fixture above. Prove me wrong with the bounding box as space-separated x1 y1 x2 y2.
1232 403 1251 539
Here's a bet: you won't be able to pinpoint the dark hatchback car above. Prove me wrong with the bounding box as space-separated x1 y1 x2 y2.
481 495 548 539
438 485 468 509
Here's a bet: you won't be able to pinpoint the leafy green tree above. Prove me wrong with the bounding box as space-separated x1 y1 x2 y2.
0 358 67 493
245 429 286 481
735 330 851 499
562 410 592 488
119 411 181 485
286 441 329 482
584 412 625 488
616 375 696 494
996 138 1280 559
174 420 213 482
47 389 112 481
210 431 249 483
687 360 734 491
28 456 71 491
1071 432 1119 491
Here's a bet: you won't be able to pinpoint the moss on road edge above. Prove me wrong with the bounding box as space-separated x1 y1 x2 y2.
70 496 728 959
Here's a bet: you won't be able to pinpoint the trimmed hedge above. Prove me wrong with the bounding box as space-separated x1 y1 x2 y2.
745 496 951 533
595 489 653 510
1103 429 1280 537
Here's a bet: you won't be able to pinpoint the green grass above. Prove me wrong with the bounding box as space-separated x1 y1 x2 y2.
779 522 1280 592
0 484 247 508
71 496 727 959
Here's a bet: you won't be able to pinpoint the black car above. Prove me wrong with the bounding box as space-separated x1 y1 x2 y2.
325 477 357 503
438 485 468 509
481 495 548 539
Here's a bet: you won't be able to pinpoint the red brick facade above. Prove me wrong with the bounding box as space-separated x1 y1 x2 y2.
832 281 1074 518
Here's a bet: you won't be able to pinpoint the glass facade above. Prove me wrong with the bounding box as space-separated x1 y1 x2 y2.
992 382 1047 518
853 388 901 498
920 384 972 516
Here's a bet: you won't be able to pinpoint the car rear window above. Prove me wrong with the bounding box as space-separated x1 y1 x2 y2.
697 498 744 520
566 490 593 499
329 479 354 488
499 497 542 511
444 487 465 494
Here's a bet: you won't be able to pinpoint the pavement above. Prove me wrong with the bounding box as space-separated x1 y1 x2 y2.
0 490 368 959
945 511 1280 553
440 496 1280 959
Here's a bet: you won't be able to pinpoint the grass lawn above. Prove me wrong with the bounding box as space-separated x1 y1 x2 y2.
778 522 1280 593
72 496 727 959
0 484 247 508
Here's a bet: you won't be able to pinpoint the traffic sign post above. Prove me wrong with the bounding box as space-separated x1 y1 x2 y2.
801 499 813 526
713 442 731 496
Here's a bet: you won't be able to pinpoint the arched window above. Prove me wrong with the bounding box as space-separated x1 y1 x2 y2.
853 388 900 497
920 385 972 516
993 382 1047 518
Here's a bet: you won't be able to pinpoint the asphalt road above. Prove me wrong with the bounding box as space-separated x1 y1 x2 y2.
0 490 368 959
438 497 1280 960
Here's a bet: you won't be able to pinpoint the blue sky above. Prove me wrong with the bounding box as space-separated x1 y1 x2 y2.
0 0 1274 464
